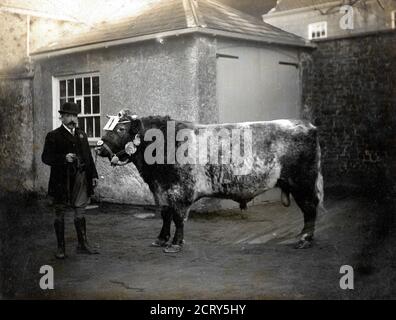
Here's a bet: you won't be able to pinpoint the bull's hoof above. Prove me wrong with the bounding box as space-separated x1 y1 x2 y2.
55 251 66 259
163 244 182 253
151 238 168 247
294 232 313 249
294 239 313 249
77 245 99 255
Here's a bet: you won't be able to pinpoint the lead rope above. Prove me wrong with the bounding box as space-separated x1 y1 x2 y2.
101 142 131 167
93 145 101 203
112 149 131 166
94 147 98 164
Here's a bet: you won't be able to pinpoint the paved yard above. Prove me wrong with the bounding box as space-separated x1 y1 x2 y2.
1 191 395 299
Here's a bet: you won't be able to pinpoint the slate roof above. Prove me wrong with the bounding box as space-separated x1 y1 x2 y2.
194 0 307 44
32 0 311 56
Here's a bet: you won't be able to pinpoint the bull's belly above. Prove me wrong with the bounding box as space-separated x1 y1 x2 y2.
209 180 275 201
206 187 270 203
194 161 282 202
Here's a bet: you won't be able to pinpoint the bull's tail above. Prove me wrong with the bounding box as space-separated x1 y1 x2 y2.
315 136 325 212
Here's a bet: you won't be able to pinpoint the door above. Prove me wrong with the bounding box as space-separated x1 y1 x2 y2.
216 45 301 124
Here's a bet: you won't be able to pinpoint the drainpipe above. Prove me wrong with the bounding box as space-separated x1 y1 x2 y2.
26 14 31 63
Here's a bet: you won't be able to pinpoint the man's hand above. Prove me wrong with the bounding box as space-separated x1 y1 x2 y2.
92 178 99 188
66 153 76 163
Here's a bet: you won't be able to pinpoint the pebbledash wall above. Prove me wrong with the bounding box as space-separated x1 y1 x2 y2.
302 30 396 198
33 35 217 206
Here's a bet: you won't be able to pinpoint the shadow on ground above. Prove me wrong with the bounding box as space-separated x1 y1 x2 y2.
1 191 395 299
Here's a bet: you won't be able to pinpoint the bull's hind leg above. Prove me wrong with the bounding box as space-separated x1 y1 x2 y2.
291 189 319 249
151 207 172 247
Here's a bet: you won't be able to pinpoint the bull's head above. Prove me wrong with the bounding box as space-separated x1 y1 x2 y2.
95 109 143 166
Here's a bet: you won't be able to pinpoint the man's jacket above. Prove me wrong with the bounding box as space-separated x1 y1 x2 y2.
42 125 98 201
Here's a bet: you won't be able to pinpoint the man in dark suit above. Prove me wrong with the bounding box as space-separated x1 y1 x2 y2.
42 102 99 259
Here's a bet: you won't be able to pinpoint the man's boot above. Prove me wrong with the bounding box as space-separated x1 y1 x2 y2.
54 219 66 259
74 216 99 254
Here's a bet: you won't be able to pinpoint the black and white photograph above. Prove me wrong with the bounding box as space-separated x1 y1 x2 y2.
0 0 395 304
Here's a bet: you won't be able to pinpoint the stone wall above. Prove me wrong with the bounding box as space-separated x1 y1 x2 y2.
302 31 396 197
0 77 34 195
0 11 85 196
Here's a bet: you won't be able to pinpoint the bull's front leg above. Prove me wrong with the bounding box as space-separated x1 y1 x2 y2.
163 207 188 254
151 207 172 247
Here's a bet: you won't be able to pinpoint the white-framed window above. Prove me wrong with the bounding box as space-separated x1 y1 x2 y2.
308 21 328 40
53 73 101 140
392 11 396 29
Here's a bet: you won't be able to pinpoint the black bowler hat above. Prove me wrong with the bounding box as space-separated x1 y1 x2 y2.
59 102 80 115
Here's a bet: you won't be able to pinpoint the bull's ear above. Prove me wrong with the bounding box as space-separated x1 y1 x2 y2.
118 109 134 118
128 115 143 136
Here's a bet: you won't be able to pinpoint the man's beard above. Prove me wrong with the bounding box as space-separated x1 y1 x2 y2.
66 121 77 128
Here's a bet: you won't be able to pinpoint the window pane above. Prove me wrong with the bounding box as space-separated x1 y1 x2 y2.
76 78 82 96
78 117 85 131
86 117 94 137
94 117 100 138
67 79 74 96
60 98 66 107
84 77 91 95
68 97 74 103
84 97 91 114
92 96 100 114
60 80 66 97
92 76 99 94
76 99 82 113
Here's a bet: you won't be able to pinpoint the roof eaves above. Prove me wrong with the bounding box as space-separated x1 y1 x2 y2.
30 27 200 59
196 27 316 48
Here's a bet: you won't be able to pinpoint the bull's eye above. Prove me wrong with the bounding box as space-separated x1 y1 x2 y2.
117 127 126 134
